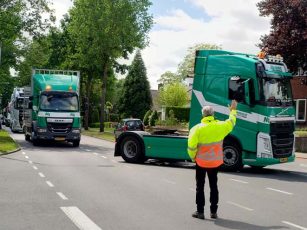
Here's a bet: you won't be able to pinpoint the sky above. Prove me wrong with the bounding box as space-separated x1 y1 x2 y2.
51 0 271 89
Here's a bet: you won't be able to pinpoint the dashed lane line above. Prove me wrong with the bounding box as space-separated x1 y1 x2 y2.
57 192 68 200
22 152 26 155
162 179 176 185
61 206 102 230
33 166 38 170
266 187 293 195
38 172 45 178
46 181 54 188
28 160 33 164
227 201 254 211
101 156 107 159
282 221 307 230
230 178 248 184
25 156 29 159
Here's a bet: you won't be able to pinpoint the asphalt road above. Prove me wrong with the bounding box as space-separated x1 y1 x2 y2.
1 129 307 230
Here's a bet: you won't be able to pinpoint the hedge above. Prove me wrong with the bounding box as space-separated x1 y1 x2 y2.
165 107 190 122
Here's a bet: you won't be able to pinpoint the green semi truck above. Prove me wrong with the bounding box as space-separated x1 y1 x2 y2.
115 50 296 171
24 69 81 147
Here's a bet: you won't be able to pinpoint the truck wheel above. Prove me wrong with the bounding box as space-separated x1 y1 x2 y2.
221 141 243 171
72 140 80 147
120 136 144 163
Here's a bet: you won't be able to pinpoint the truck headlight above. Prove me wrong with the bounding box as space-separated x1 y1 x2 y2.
72 129 80 133
37 128 47 133
257 132 273 158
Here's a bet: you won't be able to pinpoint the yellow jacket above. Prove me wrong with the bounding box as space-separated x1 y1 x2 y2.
187 110 237 162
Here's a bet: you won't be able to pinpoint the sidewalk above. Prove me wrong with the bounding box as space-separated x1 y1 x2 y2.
296 152 307 159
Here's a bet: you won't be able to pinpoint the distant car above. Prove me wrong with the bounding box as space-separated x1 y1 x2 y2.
114 118 144 139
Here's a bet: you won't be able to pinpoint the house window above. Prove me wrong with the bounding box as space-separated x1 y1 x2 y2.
295 99 306 122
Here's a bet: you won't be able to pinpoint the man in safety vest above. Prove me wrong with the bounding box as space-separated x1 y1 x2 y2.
188 100 237 219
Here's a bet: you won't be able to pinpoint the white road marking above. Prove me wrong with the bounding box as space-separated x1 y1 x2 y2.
61 206 102 230
93 152 98 155
230 178 248 184
57 192 68 200
22 152 26 155
33 166 38 170
227 201 254 211
266 187 293 195
38 172 45 178
162 179 176 185
101 156 107 159
46 181 54 187
282 221 307 230
25 156 29 159
28 160 33 164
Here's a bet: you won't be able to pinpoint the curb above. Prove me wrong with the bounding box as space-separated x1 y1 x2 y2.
0 147 21 156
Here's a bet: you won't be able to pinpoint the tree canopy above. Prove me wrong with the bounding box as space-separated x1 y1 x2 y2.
68 0 153 131
118 50 152 119
257 0 307 72
158 82 189 107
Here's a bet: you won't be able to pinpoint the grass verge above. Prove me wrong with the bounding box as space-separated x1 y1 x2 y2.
0 130 19 154
82 128 115 142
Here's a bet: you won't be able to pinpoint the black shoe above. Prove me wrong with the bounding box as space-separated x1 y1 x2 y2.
210 213 218 219
192 211 205 219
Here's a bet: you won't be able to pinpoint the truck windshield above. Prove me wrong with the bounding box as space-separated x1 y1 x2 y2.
40 93 79 112
259 78 293 106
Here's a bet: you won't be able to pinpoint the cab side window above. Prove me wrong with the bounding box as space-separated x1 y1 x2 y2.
228 77 245 102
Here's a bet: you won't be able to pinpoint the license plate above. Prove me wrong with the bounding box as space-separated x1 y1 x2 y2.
280 157 288 163
55 137 65 141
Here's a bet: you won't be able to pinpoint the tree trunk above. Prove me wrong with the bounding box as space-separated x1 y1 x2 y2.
84 75 92 130
99 61 109 132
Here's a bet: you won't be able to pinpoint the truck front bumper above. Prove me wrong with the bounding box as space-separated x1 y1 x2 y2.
243 154 295 167
35 128 81 142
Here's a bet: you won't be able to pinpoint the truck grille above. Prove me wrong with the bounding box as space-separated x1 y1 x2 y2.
270 121 294 158
47 122 72 133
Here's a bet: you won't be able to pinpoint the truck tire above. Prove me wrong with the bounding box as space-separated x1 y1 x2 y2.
120 136 145 163
221 140 243 171
72 140 80 147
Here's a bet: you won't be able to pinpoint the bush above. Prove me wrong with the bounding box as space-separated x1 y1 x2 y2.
143 109 152 126
149 110 158 126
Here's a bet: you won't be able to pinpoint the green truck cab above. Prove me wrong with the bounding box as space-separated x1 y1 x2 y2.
115 50 295 171
24 69 81 147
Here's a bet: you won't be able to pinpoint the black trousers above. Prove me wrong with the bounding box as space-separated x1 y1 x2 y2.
195 164 219 214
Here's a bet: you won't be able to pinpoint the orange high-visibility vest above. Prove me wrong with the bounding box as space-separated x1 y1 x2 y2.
195 141 223 168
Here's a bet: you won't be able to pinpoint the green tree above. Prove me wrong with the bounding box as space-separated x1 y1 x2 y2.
257 0 306 72
158 82 189 107
149 110 158 126
68 0 153 132
157 71 181 86
177 43 222 80
118 50 152 118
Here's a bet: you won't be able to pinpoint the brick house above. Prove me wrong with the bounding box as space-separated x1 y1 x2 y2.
291 75 307 127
